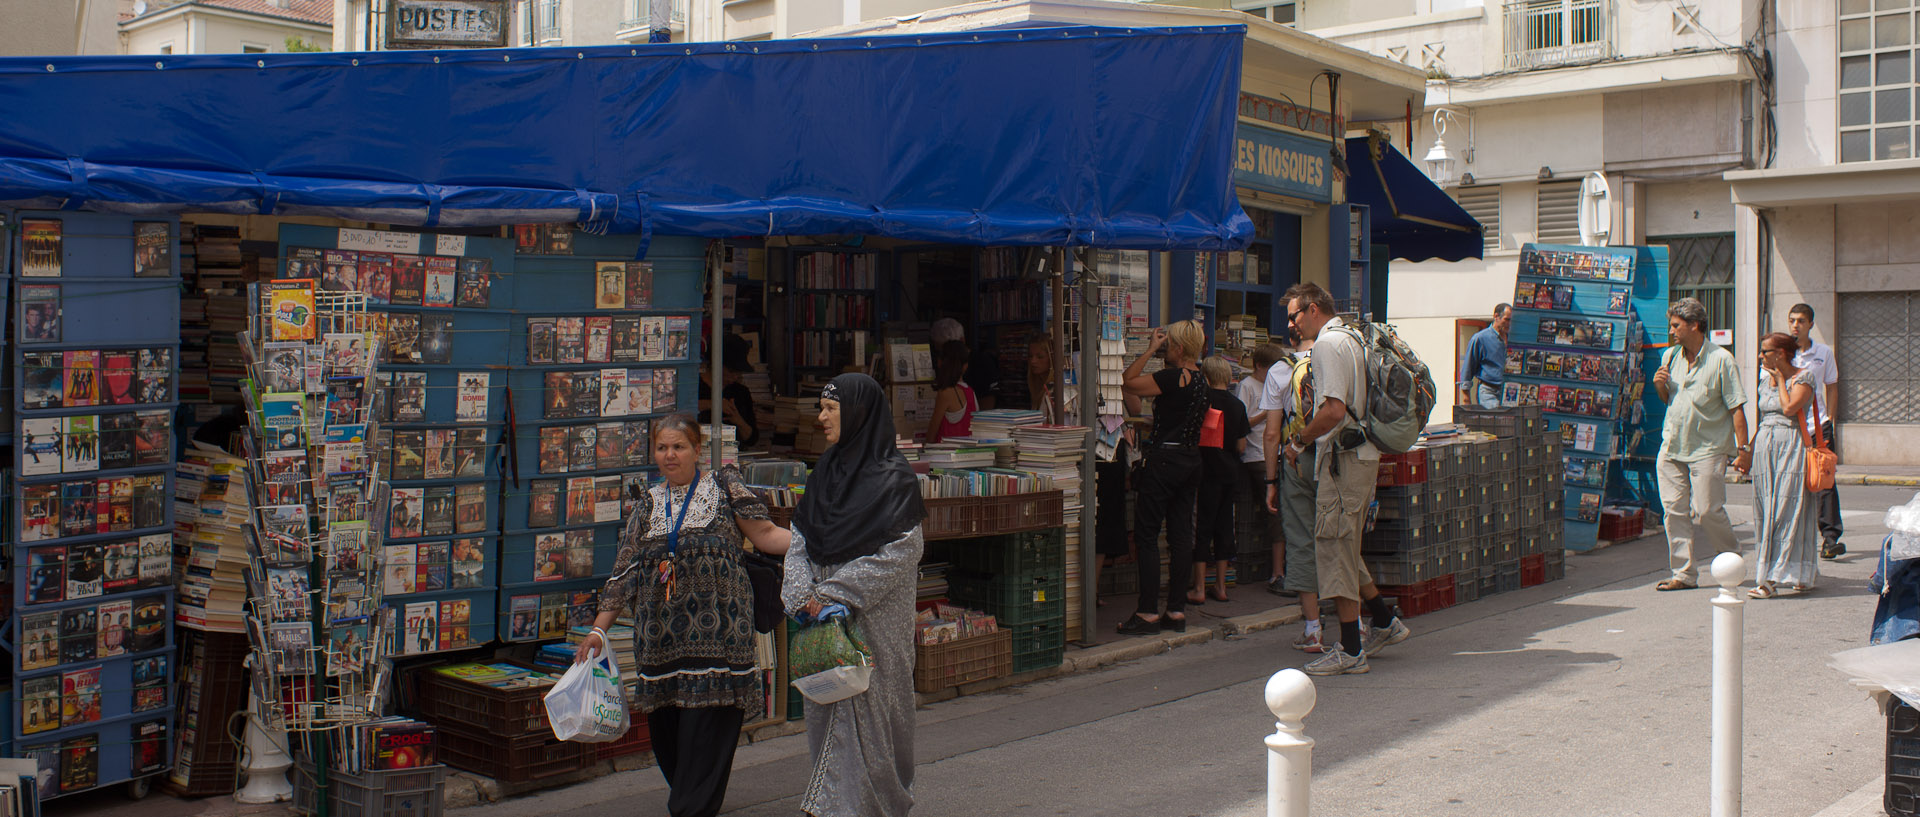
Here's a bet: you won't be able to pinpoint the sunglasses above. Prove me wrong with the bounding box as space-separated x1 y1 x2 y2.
1287 308 1306 325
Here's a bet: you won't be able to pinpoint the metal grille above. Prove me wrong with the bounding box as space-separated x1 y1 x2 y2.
1505 0 1613 69
1455 185 1502 253
1838 291 1920 424
1535 180 1581 244
1650 233 1736 337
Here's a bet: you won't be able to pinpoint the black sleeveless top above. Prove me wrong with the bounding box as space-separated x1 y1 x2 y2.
1148 366 1208 447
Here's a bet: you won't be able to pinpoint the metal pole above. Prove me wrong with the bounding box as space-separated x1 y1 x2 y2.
1049 249 1067 424
709 241 725 470
1265 668 1316 817
1708 551 1747 817
1076 251 1098 644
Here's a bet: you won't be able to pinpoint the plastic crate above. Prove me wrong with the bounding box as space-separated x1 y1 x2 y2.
1477 567 1500 598
1599 506 1645 541
1375 449 1429 486
595 720 654 760
923 496 979 539
914 629 1013 693
1374 581 1439 618
415 662 553 737
1491 500 1519 533
1422 444 1454 481
976 491 1066 534
1544 551 1566 583
1518 530 1544 558
947 572 1065 626
1490 477 1517 505
1546 519 1566 550
1362 519 1428 554
948 528 1065 576
434 723 593 784
1430 574 1457 610
1454 567 1483 604
1520 553 1547 587
1456 405 1531 437
1489 437 1518 472
1493 562 1522 594
294 763 448 817
1546 467 1565 493
1890 701 1920 817
1375 485 1426 520
1365 546 1433 586
1519 496 1544 528
1008 614 1065 674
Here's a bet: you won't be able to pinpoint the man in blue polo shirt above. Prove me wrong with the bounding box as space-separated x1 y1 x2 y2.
1458 304 1511 409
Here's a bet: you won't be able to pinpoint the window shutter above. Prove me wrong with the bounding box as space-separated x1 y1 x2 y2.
1455 186 1502 253
1536 180 1581 245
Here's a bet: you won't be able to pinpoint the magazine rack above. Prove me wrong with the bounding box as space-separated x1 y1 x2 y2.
1503 243 1670 550
5 210 182 800
239 286 397 733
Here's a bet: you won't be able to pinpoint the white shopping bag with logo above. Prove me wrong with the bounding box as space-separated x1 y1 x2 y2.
544 647 630 743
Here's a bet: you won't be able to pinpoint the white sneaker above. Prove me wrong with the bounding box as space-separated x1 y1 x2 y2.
1304 648 1369 676
1361 617 1412 658
1291 629 1325 654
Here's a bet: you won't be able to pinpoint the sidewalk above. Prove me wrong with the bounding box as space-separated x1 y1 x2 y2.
1838 465 1920 487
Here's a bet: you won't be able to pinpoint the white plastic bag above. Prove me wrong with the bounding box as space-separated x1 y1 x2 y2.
1887 492 1920 562
543 648 630 743
792 665 873 706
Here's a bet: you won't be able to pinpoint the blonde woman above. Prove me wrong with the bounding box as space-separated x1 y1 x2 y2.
1117 320 1210 634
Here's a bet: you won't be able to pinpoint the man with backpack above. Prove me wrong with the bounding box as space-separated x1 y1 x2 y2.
1278 283 1415 675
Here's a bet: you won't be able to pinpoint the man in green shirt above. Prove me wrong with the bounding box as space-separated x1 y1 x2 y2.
1653 297 1750 591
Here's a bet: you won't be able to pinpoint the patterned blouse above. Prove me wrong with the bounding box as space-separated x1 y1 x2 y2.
598 465 767 717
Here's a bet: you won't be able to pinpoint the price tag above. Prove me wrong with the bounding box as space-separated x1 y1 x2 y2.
337 228 421 254
1709 329 1733 347
435 234 468 257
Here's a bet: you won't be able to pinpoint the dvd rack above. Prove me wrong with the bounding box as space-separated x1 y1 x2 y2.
238 285 396 733
1503 243 1669 550
7 211 182 800
501 229 704 644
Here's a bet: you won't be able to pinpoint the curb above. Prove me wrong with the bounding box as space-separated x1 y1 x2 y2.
1840 474 1920 488
1809 775 1885 817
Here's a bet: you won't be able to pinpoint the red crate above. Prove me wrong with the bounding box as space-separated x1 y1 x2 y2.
1376 450 1430 486
596 720 653 760
1429 574 1456 610
1520 553 1547 587
1375 579 1443 618
1598 507 1644 541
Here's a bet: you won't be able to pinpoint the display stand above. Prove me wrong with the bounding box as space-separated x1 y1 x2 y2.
1502 243 1668 550
7 211 181 800
499 229 704 644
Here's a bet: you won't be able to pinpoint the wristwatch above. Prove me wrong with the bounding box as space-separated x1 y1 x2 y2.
1735 444 1752 453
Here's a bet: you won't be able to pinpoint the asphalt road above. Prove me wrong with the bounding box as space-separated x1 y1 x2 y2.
451 484 1915 817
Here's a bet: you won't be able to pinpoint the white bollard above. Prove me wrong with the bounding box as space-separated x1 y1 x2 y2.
1709 551 1747 817
234 657 293 804
1265 668 1317 817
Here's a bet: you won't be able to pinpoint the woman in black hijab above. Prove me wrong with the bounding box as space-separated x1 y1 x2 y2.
782 373 926 817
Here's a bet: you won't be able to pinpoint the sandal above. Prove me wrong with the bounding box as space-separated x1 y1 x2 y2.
1207 588 1231 603
1185 593 1208 606
1655 579 1697 592
1748 584 1775 599
1793 583 1813 593
1116 614 1161 636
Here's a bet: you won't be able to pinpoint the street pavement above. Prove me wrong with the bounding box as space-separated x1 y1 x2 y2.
449 483 1914 817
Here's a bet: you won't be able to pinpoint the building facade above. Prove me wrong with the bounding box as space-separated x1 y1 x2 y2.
1303 0 1760 427
122 0 332 54
1726 1 1920 464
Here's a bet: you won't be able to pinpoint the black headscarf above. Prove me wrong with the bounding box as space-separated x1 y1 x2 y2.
795 373 927 565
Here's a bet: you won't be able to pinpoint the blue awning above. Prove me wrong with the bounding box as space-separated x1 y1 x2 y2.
1344 136 1482 262
0 26 1253 250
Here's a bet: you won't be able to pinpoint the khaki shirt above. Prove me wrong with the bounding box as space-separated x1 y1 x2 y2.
1311 318 1378 465
1659 342 1746 462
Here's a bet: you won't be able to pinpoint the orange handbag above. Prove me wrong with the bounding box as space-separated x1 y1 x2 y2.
1798 406 1837 494
1198 407 1225 448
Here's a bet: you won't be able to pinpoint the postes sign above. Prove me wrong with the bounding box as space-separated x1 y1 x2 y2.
385 0 509 49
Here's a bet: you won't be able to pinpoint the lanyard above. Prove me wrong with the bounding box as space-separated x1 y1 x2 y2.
663 471 702 556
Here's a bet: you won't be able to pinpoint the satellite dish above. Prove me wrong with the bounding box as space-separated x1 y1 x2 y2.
1578 171 1612 246
133 0 148 14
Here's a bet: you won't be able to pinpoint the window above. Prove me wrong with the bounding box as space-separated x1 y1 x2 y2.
1535 180 1581 245
1454 185 1502 253
527 0 561 43
1232 0 1295 25
1649 233 1735 344
158 43 173 54
1839 1 1916 162
1838 290 1920 423
242 44 267 53
1504 0 1613 69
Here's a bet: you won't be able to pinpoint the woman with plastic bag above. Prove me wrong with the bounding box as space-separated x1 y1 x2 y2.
783 373 928 817
574 415 790 817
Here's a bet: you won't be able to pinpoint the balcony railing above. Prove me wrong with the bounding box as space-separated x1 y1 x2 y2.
620 0 687 32
1503 0 1612 70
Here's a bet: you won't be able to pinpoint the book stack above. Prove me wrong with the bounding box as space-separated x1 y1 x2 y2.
173 444 251 633
916 562 950 607
1013 424 1087 509
770 391 821 456
740 371 775 449
918 444 998 471
699 423 739 471
191 226 246 405
966 408 1042 441
177 225 210 403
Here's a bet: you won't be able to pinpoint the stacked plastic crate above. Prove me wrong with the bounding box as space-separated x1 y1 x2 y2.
1365 448 1453 616
945 529 1067 673
1457 405 1565 595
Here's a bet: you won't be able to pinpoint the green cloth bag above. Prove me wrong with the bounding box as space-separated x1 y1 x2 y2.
789 618 872 678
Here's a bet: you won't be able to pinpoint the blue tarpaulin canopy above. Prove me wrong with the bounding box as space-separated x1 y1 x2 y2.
1344 136 1483 262
0 26 1253 250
